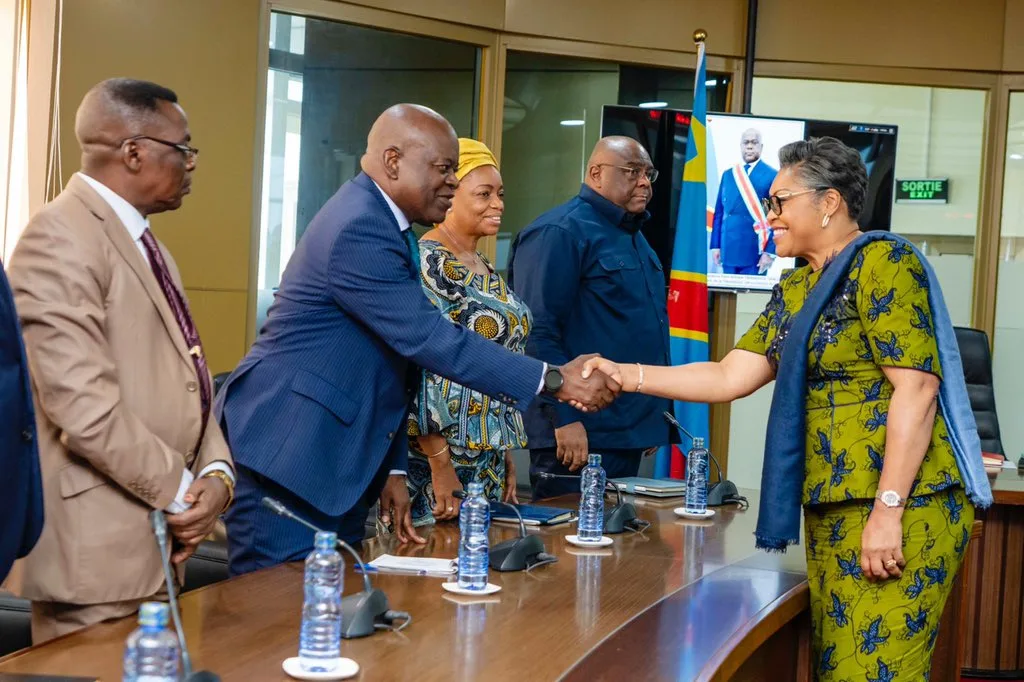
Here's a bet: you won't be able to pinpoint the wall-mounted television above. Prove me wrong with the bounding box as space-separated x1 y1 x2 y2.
601 106 898 292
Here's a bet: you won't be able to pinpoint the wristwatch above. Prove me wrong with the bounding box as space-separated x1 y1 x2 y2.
875 489 906 508
542 366 564 395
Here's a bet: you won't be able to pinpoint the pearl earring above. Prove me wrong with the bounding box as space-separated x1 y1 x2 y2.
821 213 831 228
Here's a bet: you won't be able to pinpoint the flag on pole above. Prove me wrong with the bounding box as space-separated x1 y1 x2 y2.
657 34 711 479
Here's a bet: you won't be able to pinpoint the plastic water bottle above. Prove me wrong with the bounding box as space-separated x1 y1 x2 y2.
685 437 710 514
458 481 491 590
122 602 180 682
299 531 343 672
577 454 606 541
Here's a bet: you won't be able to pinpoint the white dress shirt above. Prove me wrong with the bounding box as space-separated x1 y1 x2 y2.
77 172 234 513
369 180 547 477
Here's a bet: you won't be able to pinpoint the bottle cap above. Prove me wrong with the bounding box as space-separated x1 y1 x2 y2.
692 437 705 449
466 481 484 496
138 602 169 628
587 453 602 466
314 530 338 550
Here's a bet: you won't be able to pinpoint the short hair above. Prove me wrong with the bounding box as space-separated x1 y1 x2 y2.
103 78 178 112
777 136 868 221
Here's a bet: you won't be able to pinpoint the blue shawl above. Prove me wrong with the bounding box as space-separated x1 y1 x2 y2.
756 231 993 552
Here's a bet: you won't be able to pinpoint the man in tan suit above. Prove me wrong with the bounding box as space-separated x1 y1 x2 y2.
7 78 235 643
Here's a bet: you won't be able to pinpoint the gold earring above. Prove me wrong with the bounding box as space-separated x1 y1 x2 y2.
821 213 831 228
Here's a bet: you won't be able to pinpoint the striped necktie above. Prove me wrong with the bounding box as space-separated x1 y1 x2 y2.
139 228 211 454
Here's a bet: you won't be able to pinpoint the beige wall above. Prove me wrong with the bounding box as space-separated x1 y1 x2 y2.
58 0 260 373
53 0 1024 373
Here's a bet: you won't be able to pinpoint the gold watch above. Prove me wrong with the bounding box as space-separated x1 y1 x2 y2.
202 469 235 512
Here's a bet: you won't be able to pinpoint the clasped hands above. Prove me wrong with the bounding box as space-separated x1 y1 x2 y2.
555 354 623 412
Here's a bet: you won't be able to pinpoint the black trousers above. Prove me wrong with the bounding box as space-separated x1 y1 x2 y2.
528 447 643 500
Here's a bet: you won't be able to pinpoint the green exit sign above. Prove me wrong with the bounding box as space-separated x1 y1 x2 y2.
896 178 949 204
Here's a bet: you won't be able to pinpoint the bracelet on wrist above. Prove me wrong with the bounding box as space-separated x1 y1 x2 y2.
427 443 451 459
634 363 645 393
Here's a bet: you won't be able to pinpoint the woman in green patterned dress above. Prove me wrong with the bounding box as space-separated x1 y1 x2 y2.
405 138 530 526
582 137 980 679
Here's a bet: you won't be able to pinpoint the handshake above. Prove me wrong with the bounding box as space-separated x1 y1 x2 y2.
551 354 625 412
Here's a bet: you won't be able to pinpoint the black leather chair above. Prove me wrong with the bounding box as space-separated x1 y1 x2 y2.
183 539 230 593
954 326 1004 456
0 590 32 656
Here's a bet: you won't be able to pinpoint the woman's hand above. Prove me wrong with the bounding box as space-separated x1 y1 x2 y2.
581 358 634 391
860 507 906 581
503 452 519 504
430 461 463 522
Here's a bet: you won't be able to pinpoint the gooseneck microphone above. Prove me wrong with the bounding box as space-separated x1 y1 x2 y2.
536 472 649 534
451 491 556 572
662 412 746 507
149 510 221 682
260 497 411 637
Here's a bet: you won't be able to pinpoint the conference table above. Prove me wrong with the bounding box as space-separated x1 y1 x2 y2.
0 491 973 681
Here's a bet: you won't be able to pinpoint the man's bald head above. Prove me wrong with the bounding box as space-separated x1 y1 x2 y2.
74 78 196 216
361 104 459 225
740 128 764 163
585 136 654 214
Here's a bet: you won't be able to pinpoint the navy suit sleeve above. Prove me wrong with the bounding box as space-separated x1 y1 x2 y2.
509 225 582 428
328 216 544 409
710 176 726 250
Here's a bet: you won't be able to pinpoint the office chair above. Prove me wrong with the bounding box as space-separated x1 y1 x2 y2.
954 326 1004 457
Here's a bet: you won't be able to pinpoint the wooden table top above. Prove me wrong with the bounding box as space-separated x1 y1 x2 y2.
988 466 1024 505
0 493 810 681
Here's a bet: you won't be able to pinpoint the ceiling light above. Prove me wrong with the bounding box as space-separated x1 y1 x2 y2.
1011 153 1023 160
560 119 585 127
638 101 668 109
705 79 718 86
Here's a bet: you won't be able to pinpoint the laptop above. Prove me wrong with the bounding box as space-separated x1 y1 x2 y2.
610 477 687 498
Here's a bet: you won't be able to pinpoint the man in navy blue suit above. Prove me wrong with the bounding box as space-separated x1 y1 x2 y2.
216 104 618 574
710 128 778 275
0 260 43 585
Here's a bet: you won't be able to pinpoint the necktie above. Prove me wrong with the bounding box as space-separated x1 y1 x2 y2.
404 229 420 274
139 228 211 456
744 163 752 175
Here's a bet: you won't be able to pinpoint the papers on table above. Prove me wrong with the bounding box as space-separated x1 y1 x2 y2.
362 554 457 577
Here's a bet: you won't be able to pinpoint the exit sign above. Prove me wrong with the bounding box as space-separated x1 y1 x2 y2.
896 178 949 204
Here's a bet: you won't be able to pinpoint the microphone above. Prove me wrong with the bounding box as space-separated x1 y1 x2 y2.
662 412 744 507
451 491 556 572
536 472 649 534
260 497 411 637
149 510 221 682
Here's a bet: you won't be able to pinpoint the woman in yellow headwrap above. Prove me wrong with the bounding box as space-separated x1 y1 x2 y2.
405 138 532 525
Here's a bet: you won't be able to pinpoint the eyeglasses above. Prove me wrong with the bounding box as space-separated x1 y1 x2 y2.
761 187 828 216
597 164 658 184
121 135 199 161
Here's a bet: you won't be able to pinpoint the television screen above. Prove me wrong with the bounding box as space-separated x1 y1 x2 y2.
601 106 898 292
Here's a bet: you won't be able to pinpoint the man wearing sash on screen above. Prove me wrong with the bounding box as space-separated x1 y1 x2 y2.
710 128 778 275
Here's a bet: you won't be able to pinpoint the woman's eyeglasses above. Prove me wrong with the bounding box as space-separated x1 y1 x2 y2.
761 187 828 216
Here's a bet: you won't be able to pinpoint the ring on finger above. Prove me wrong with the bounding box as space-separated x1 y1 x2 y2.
884 559 898 569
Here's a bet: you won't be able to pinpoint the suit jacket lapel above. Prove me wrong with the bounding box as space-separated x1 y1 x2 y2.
65 175 193 368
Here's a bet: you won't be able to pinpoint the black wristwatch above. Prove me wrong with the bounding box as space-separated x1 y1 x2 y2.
542 365 564 395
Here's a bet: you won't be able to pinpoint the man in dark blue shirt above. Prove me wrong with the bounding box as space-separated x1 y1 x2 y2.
508 136 673 499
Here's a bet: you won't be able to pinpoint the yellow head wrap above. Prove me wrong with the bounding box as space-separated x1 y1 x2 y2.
455 138 498 181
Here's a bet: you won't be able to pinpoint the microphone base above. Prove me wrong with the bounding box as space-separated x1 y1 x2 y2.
490 534 548 572
707 479 741 507
604 502 640 534
341 588 389 639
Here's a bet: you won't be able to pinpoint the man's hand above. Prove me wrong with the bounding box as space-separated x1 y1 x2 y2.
166 476 229 564
379 474 426 545
556 422 589 472
554 354 619 412
711 249 721 265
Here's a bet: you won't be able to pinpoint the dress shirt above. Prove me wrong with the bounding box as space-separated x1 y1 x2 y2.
370 179 547 476
77 172 234 512
508 185 674 450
